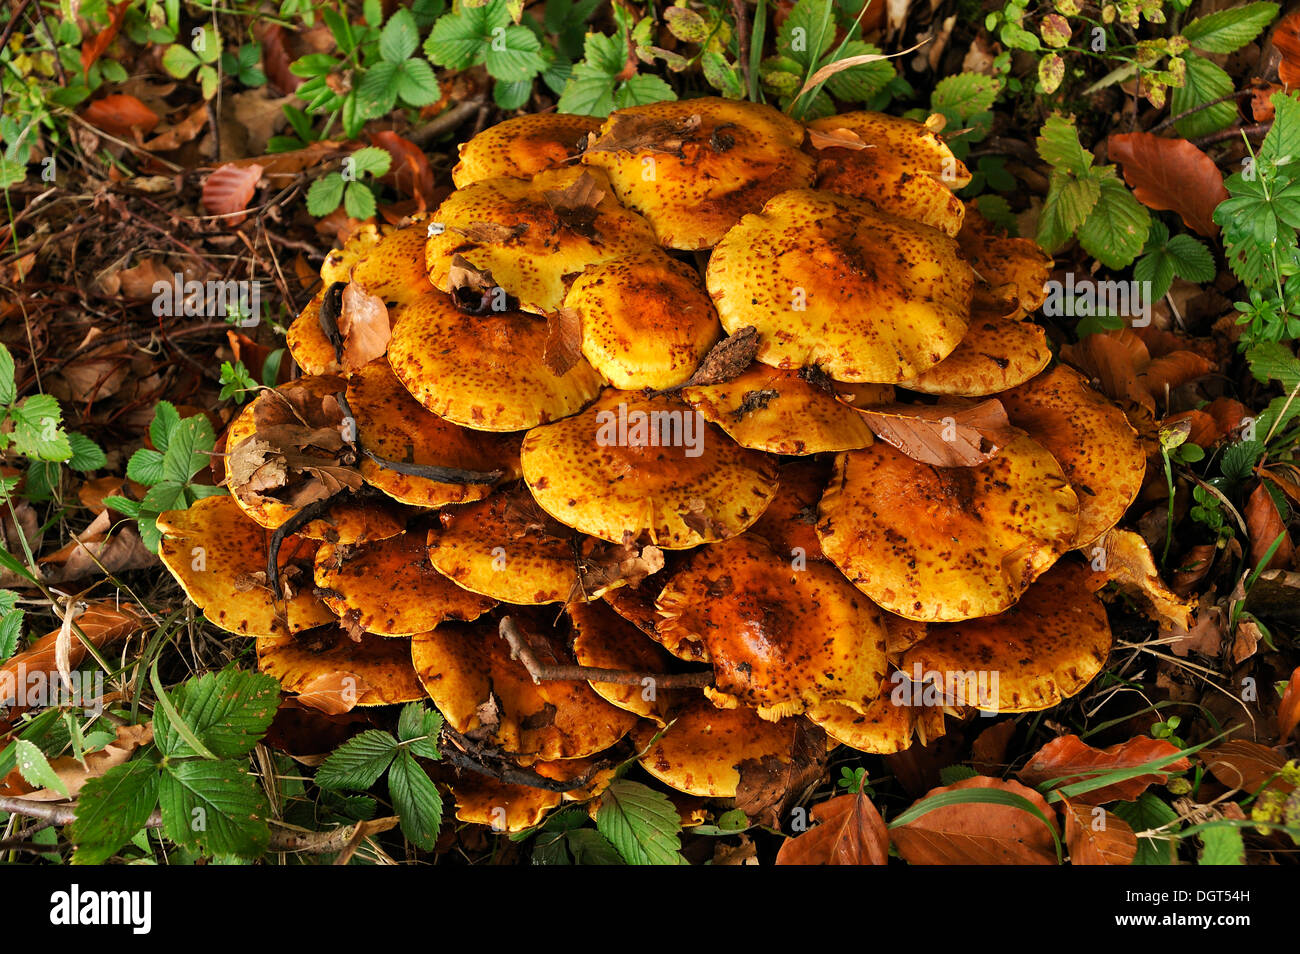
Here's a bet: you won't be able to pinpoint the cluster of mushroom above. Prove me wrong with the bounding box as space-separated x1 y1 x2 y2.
158 97 1147 832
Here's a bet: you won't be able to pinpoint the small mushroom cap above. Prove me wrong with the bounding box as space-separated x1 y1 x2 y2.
314 532 495 636
348 216 435 305
746 457 830 561
257 629 427 706
706 189 973 383
157 495 335 637
410 619 638 762
681 363 875 454
286 293 342 376
1000 364 1146 549
448 773 562 832
899 308 1052 396
581 97 816 250
387 290 604 431
426 483 583 605
520 390 779 548
601 570 710 663
348 358 521 508
656 534 888 719
957 206 1053 319
807 670 946 755
320 223 387 286
569 599 686 725
631 698 809 797
807 111 968 236
425 166 659 314
900 561 1112 712
452 113 603 188
817 435 1079 621
564 249 722 390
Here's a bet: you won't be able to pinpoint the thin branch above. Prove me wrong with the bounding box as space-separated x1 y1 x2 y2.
439 724 613 792
266 496 337 599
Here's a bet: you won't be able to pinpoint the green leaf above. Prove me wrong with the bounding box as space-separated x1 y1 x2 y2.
70 760 160 865
566 827 624 864
1078 176 1151 268
494 78 532 110
1164 234 1216 282
0 604 22 662
1037 171 1101 251
1198 822 1246 864
778 0 835 69
1171 54 1237 139
0 343 15 406
557 69 616 116
1259 91 1300 172
315 729 399 790
1181 2 1278 54
23 460 59 503
162 43 200 78
1246 342 1300 388
67 433 106 471
1113 794 1180 864
102 495 143 519
344 181 378 220
595 779 685 865
1135 248 1176 300
613 74 677 109
14 739 67 796
141 480 187 515
424 0 508 69
154 669 281 760
1220 440 1264 482
307 173 346 216
581 30 627 77
396 58 442 107
160 414 215 485
484 24 546 82
357 60 401 118
378 7 419 62
822 41 895 102
127 448 165 486
1036 114 1094 175
348 146 392 179
396 703 443 760
932 71 1001 122
158 759 271 858
388 750 444 849
9 394 71 462
149 401 180 454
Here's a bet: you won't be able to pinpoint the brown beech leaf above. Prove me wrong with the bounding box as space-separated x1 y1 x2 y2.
775 786 890 865
574 541 665 598
585 113 702 157
294 670 371 715
260 23 300 93
677 327 760 388
371 130 434 209
81 0 131 74
1278 666 1300 741
1017 734 1190 805
142 103 209 152
1244 482 1295 571
81 94 160 140
339 281 391 371
733 721 827 828
1274 11 1300 88
21 724 154 801
1139 351 1215 400
1107 133 1228 237
201 163 263 226
857 399 1019 467
806 127 870 150
1063 799 1138 865
543 307 583 376
1061 330 1153 413
1199 740 1294 795
891 776 1058 865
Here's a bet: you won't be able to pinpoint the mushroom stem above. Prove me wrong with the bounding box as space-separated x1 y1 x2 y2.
498 616 713 689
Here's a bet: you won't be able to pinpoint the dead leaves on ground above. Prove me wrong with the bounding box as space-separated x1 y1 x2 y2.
1107 133 1228 238
775 784 889 865
1017 734 1189 805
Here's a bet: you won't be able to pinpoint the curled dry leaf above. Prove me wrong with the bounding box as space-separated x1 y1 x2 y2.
371 130 434 209
856 399 1019 467
1107 133 1229 237
19 723 154 801
294 670 372 715
1273 11 1300 88
1199 740 1294 795
201 163 264 227
80 0 131 74
585 113 703 157
81 94 160 140
339 282 391 371
1017 734 1190 805
1244 482 1294 572
676 326 760 389
890 776 1058 865
543 307 583 377
774 785 890 865
142 103 210 153
806 127 869 151
732 720 827 828
1063 799 1138 865
1089 528 1196 635
1278 666 1300 741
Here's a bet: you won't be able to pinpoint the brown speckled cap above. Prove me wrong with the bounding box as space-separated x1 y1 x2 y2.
581 97 815 250
899 306 1052 396
706 189 973 384
286 293 342 376
347 216 435 305
257 628 427 706
656 534 888 720
817 435 1079 622
313 531 495 636
520 390 779 548
569 599 685 726
957 205 1054 319
1001 364 1146 550
452 112 602 187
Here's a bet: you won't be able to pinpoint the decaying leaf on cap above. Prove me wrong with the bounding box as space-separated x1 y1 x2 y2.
452 113 603 187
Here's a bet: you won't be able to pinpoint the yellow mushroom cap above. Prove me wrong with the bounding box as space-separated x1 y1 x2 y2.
581 97 816 250
681 363 875 454
320 223 388 285
807 672 945 755
746 457 830 561
410 619 637 762
452 113 602 188
899 308 1052 396
600 567 710 663
1000 364 1146 549
569 599 686 726
563 249 722 390
314 531 494 636
807 111 969 236
347 215 436 305
387 289 604 432
957 206 1053 319
348 358 521 508
426 483 584 606
655 534 888 720
286 293 342 376
900 561 1112 712
448 773 562 833
817 435 1079 621
706 189 974 384
157 495 335 637
425 166 659 314
257 629 426 706
631 698 810 797
520 390 779 548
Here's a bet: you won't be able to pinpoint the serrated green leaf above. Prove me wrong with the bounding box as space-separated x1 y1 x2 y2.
1198 822 1245 864
66 433 106 471
1135 247 1176 299
1112 793 1179 865
1246 342 1300 388
307 173 345 216
1172 54 1236 139
154 669 281 760
316 730 399 790
379 7 419 63
1036 114 1094 175
424 0 509 68
396 703 442 760
614 73 677 109
348 146 392 179
567 827 624 864
9 394 71 461
396 58 442 107
388 750 443 849
158 760 271 858
1078 176 1151 268
494 78 532 110
596 779 685 865
149 401 180 453
102 495 143 519
1182 2 1278 55
70 760 160 865
344 181 378 220
778 0 834 69
822 41 895 103
0 603 21 662
932 71 1001 121
357 60 401 118
1164 234 1216 282
160 414 215 485
558 70 616 116
22 460 59 503
141 480 187 515
14 740 67 795
484 24 545 82
162 43 200 78
127 448 165 486
1220 440 1264 482
0 344 15 406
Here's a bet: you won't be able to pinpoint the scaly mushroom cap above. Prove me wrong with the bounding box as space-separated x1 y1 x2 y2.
257 628 426 706
348 358 520 507
957 206 1053 319
817 436 1079 621
631 698 810 797
706 189 974 383
569 600 685 725
1000 364 1146 550
426 483 584 605
563 249 722 390
157 495 335 637
900 562 1112 712
579 98 815 251
899 307 1052 396
410 619 637 762
425 166 659 313
520 390 779 548
448 757 614 831
320 223 388 285
808 674 946 755
387 289 604 431
348 215 436 305
681 363 875 454
655 534 888 720
806 111 969 236
313 532 494 636
452 113 603 187
746 457 831 561
286 293 342 376
600 569 710 663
